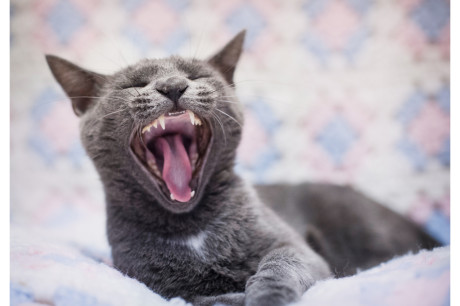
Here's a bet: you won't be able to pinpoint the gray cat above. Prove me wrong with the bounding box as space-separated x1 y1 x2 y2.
46 30 438 306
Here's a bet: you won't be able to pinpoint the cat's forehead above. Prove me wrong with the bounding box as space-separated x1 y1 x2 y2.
115 56 210 80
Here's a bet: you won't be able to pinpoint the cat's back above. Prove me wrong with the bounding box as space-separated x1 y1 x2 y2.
255 183 439 276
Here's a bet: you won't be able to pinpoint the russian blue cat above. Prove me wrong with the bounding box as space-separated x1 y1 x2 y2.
46 31 438 306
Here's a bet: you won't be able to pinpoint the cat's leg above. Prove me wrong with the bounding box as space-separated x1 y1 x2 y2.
191 292 245 306
244 246 331 306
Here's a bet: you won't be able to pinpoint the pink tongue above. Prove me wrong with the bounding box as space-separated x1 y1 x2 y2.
155 134 192 202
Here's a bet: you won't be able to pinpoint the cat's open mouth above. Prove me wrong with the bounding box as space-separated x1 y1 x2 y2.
130 110 212 203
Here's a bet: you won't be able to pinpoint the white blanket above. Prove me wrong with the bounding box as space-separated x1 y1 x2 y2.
11 225 449 306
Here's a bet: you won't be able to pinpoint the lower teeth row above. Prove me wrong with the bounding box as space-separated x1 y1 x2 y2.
148 156 196 202
170 190 195 201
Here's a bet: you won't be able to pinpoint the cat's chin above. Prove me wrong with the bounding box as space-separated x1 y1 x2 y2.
130 110 212 212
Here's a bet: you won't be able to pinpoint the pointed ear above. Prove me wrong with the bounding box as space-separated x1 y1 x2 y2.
45 55 107 116
208 30 246 84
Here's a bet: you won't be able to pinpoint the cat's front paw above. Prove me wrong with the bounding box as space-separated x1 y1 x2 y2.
245 285 298 306
245 293 288 306
192 292 245 306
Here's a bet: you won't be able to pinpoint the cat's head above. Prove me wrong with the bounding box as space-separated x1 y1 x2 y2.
46 31 246 214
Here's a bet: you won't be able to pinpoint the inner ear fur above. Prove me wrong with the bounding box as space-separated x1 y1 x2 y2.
208 30 246 84
45 55 107 116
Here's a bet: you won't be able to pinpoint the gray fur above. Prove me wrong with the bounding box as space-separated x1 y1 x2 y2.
256 183 439 277
46 30 437 306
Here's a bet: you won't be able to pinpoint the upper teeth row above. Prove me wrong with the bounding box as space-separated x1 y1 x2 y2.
142 110 202 134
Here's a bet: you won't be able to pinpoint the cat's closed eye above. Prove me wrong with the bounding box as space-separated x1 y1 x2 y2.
120 81 150 89
188 75 211 80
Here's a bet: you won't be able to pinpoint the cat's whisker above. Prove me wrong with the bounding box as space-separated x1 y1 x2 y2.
183 22 193 59
192 28 206 61
137 126 147 149
224 79 296 88
217 100 243 105
215 108 242 127
216 99 246 106
218 100 239 105
23 95 129 118
204 88 220 95
120 74 141 96
88 39 131 71
216 96 243 102
219 62 240 82
210 111 227 146
110 39 131 68
112 96 134 104
183 22 201 61
71 95 137 106
98 107 128 120
14 99 63 116
219 94 286 104
67 95 103 100
115 86 136 97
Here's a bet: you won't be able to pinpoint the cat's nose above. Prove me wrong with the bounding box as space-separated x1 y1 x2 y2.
155 77 188 103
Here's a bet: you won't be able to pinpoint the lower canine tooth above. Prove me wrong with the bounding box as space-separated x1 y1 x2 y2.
191 190 195 198
170 193 175 200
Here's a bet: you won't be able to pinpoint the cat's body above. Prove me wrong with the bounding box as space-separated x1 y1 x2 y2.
46 31 438 306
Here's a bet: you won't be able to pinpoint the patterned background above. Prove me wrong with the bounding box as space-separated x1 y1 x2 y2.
11 0 450 255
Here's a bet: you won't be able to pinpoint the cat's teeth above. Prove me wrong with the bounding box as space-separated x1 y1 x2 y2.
158 115 166 130
143 112 199 133
186 110 202 126
170 191 194 201
148 160 161 177
142 125 152 134
191 153 198 166
142 119 159 134
186 110 195 125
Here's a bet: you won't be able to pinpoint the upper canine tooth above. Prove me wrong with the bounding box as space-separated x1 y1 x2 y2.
187 110 195 125
153 119 158 128
159 115 165 130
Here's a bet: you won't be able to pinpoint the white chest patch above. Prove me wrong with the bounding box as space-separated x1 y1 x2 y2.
184 231 207 258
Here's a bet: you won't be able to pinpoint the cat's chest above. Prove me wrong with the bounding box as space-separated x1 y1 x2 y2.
155 231 210 261
152 229 256 264
117 230 260 298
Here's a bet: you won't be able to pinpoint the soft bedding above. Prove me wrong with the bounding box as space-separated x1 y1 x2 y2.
11 225 449 306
